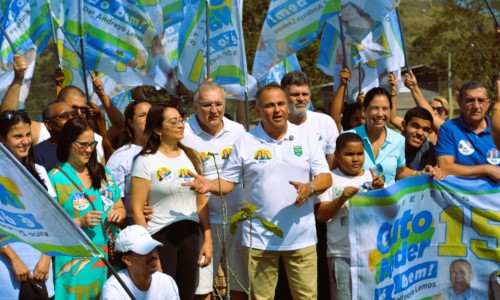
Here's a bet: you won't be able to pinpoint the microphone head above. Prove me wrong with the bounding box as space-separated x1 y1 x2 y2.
289 135 294 141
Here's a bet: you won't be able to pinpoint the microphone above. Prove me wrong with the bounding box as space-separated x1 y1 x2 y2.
289 135 294 141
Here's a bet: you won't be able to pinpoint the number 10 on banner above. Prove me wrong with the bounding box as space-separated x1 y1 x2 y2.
439 206 500 261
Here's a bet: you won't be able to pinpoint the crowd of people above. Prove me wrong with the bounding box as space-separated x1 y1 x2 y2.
0 51 499 300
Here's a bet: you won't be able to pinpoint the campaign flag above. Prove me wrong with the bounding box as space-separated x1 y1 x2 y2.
177 0 256 99
0 0 52 107
0 144 102 257
259 53 301 86
349 175 500 299
55 0 177 95
252 0 341 82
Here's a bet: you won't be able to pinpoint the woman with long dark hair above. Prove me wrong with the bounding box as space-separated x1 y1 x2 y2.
0 109 54 298
130 103 212 300
107 98 152 225
49 117 125 299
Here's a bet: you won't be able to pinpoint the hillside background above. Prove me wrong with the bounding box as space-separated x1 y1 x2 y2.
24 0 500 118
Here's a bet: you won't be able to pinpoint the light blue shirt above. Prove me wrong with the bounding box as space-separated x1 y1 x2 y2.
347 125 406 186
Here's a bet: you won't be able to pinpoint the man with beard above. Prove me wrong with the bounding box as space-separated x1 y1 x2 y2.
401 107 436 171
101 225 179 299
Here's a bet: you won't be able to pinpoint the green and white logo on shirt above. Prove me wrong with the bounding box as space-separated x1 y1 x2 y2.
293 146 303 157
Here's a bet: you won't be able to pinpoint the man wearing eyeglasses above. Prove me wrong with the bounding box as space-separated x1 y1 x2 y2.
33 102 78 171
181 81 248 300
435 81 500 181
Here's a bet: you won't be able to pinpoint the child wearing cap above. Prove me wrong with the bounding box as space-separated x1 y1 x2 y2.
101 225 179 300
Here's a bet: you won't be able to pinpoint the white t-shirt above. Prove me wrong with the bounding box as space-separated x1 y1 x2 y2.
222 122 330 251
38 123 105 163
317 168 373 258
131 150 199 235
107 144 142 222
101 269 179 300
182 116 246 224
301 110 338 155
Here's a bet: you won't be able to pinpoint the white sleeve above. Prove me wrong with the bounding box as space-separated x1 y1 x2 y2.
221 139 243 184
100 280 126 300
107 155 126 198
36 164 56 198
131 155 152 181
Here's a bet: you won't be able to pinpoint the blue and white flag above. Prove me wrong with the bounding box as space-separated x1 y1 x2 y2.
350 175 500 299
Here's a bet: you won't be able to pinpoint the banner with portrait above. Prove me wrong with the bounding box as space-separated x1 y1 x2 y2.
350 175 500 300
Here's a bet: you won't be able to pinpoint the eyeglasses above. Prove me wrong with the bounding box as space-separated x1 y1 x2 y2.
73 140 98 151
48 110 78 122
72 105 90 114
431 106 446 115
194 101 225 109
0 109 28 121
462 98 488 106
165 118 184 128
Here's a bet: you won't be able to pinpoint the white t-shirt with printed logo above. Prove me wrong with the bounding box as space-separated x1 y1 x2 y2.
316 168 373 258
301 110 338 155
221 122 331 251
182 116 246 224
131 150 199 235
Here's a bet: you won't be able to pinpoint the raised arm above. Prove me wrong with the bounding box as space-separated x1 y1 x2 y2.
404 71 444 131
91 74 125 143
389 72 404 131
1 54 26 112
330 68 351 133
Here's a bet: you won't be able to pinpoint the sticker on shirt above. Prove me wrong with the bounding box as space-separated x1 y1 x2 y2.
178 168 194 181
360 181 374 191
72 193 89 210
156 167 172 182
487 148 500 165
199 152 211 164
100 188 115 210
293 146 303 157
315 132 323 142
458 140 474 155
254 149 272 163
221 147 232 160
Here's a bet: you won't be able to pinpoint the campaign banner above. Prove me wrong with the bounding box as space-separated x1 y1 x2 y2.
0 0 52 107
0 144 102 258
252 0 340 81
350 175 500 300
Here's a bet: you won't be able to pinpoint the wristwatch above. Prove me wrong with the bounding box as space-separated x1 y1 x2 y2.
309 183 316 196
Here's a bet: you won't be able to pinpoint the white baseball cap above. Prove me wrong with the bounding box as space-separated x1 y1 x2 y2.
115 225 163 255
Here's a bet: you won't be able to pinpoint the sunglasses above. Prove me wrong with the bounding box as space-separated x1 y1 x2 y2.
0 109 28 121
48 110 78 122
431 106 446 115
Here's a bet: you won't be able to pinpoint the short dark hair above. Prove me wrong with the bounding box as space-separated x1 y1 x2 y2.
57 117 106 189
458 81 487 101
450 259 471 273
255 82 283 107
363 87 392 110
341 102 364 130
404 107 433 124
335 132 363 152
281 71 309 89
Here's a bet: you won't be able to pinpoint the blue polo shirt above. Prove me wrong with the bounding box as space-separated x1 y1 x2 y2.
347 125 406 186
435 115 500 166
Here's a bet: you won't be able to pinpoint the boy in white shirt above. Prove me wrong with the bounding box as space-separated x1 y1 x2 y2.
101 225 179 300
315 132 384 299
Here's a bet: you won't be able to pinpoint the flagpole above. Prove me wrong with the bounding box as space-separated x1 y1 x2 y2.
358 63 362 95
0 24 17 54
78 0 91 104
484 0 500 29
337 13 350 99
47 0 61 67
205 0 211 79
395 7 410 74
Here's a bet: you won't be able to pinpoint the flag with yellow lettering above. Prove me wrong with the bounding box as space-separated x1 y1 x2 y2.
349 175 500 299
